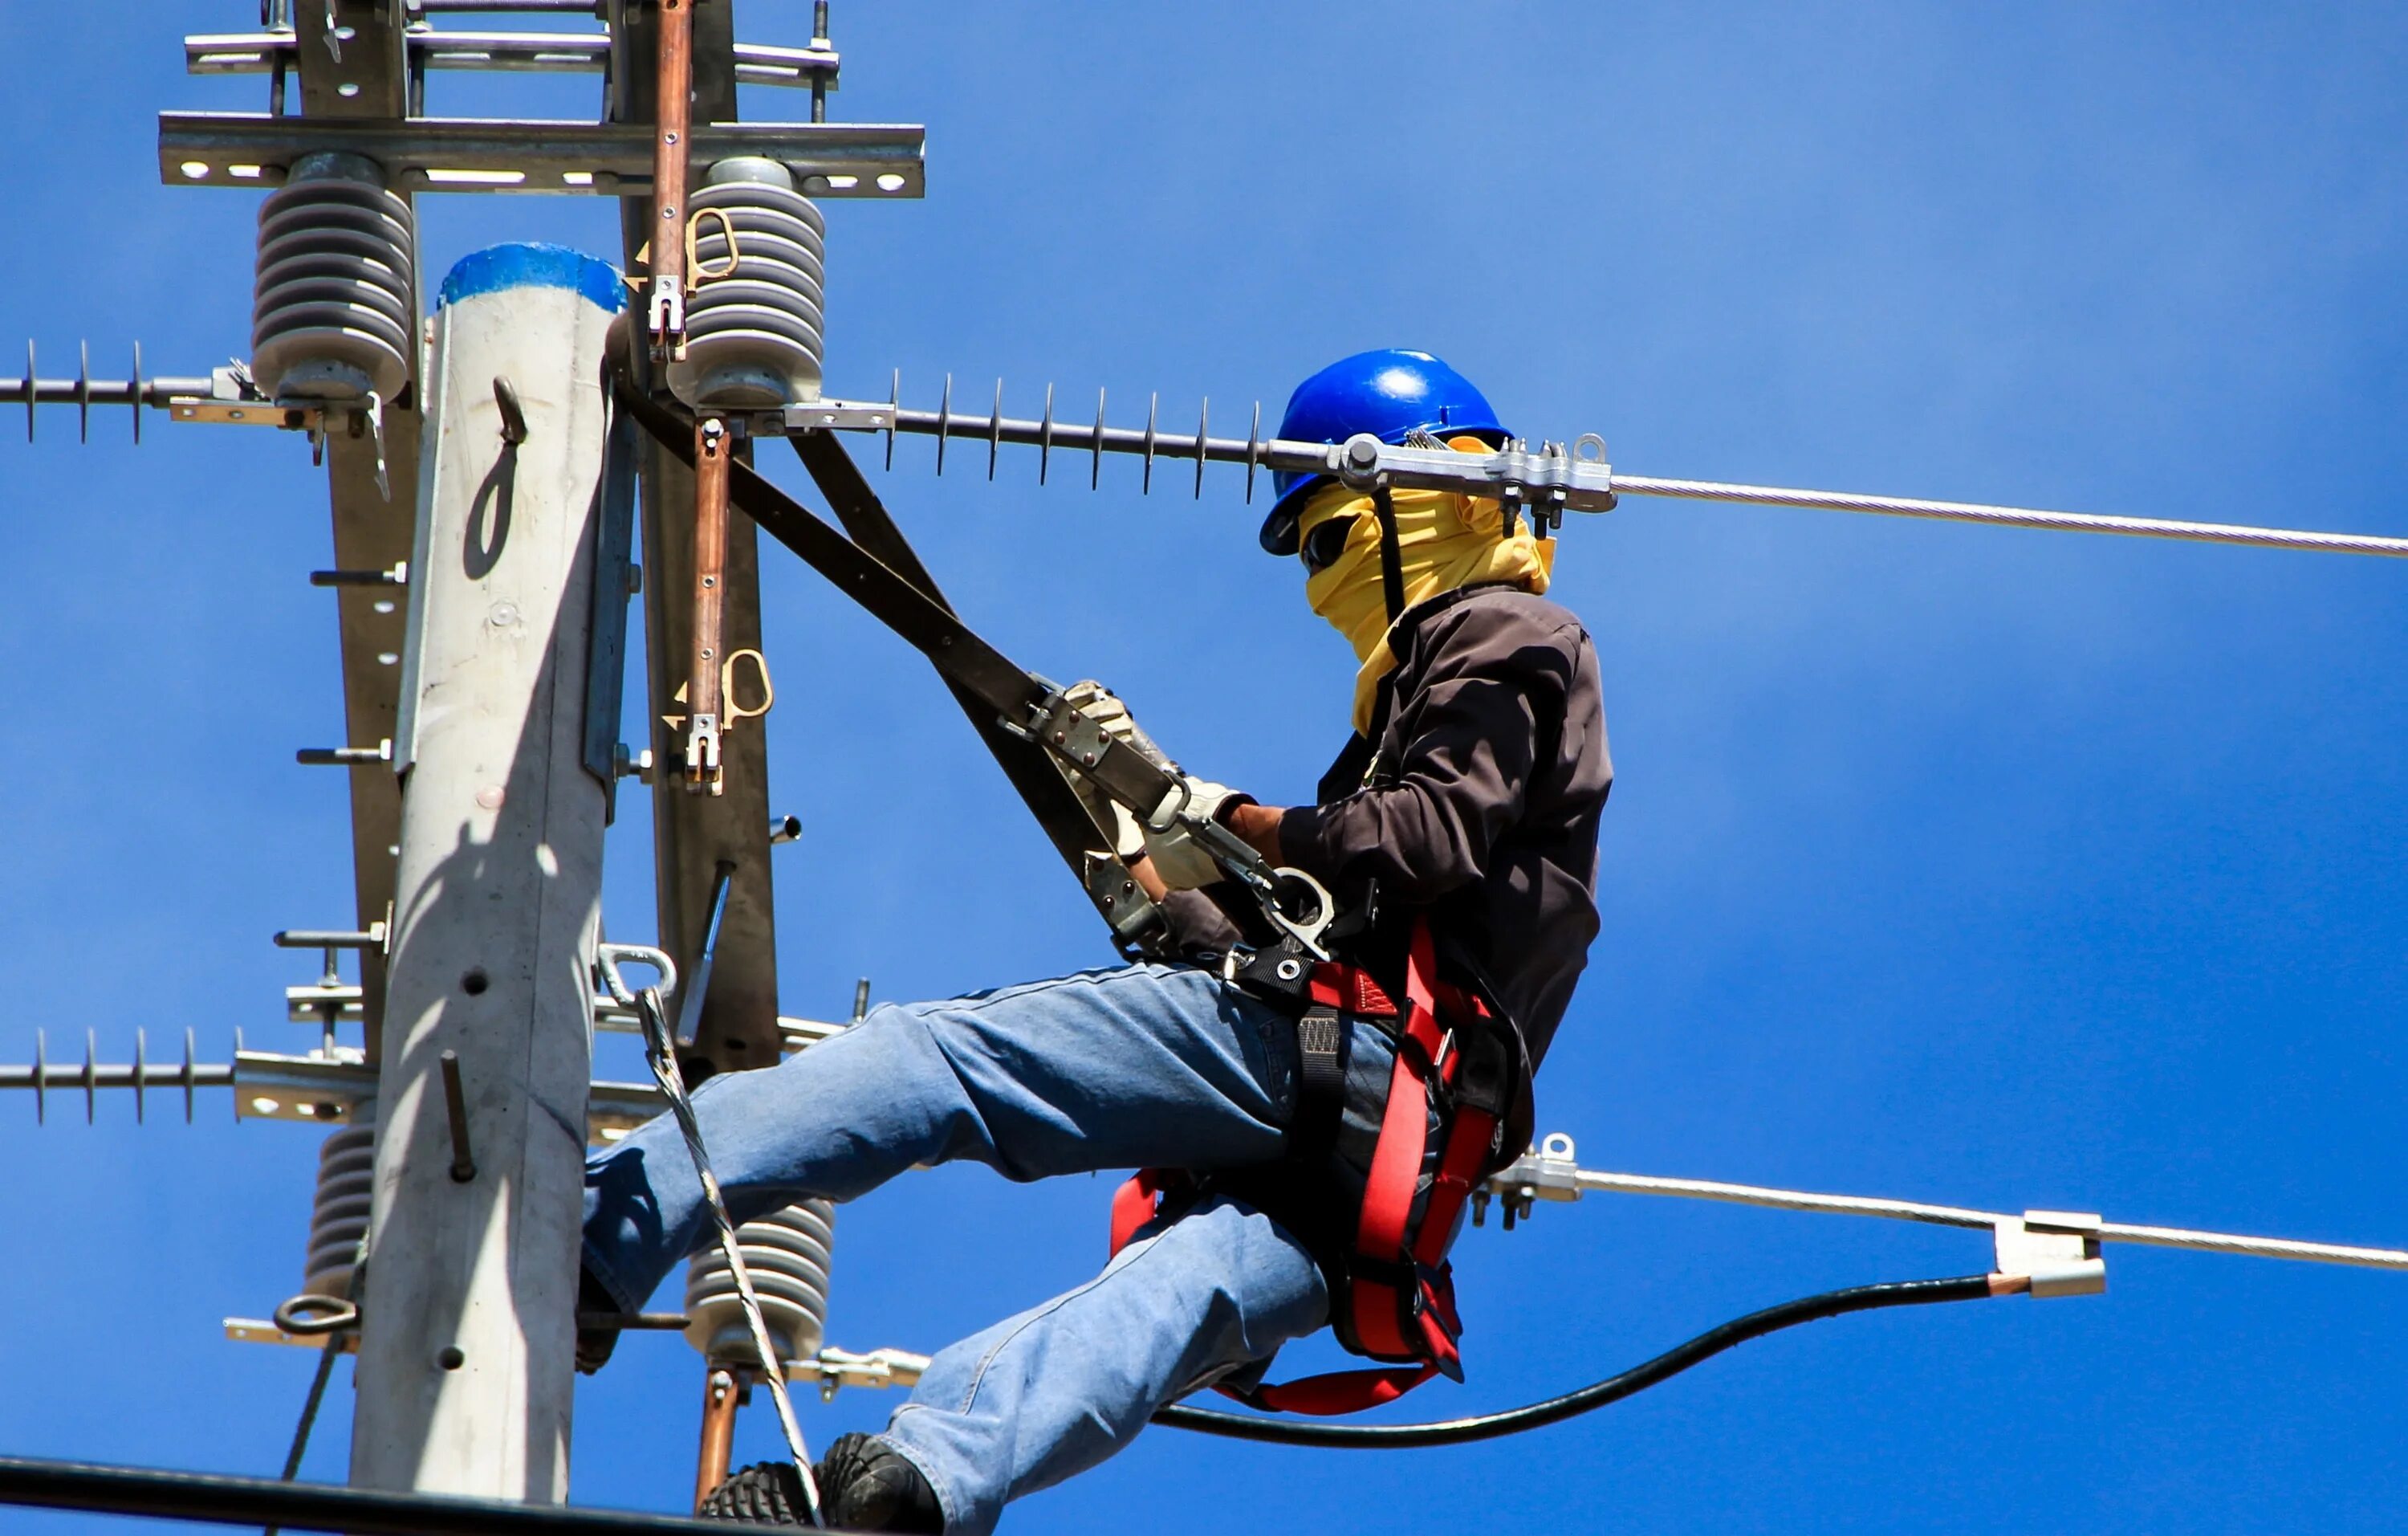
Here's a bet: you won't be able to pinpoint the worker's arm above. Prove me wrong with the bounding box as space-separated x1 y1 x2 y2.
1224 801 1287 864
1129 852 1169 902
1271 602 1582 902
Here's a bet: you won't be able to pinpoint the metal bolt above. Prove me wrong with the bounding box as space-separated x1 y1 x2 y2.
1275 958 1304 982
439 1049 476 1184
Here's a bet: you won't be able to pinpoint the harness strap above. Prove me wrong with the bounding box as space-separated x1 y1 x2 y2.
1108 918 1510 1417
1370 486 1406 624
1108 1167 1188 1256
1291 1006 1345 1159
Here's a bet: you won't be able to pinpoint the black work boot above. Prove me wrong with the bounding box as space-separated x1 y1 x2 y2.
697 1461 811 1526
572 1269 621 1375
817 1433 943 1533
700 1435 943 1531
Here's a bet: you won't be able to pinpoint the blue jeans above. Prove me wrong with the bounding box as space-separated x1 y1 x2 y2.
583 963 1401 1535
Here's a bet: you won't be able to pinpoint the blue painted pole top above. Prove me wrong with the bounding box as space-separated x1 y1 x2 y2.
437 242 625 313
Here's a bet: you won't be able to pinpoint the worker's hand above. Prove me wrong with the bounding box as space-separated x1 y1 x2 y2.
1141 777 1255 890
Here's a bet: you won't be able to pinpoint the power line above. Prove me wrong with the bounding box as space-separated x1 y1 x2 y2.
1492 1147 2408 1274
1609 474 2408 558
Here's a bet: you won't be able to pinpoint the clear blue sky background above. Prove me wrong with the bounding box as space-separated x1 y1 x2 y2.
3 3 2406 1531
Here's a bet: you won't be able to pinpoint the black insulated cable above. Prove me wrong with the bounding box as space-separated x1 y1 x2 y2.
1154 1273 2000 1448
0 1453 736 1534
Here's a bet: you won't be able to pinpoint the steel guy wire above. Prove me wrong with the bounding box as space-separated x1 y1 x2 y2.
263 1235 367 1536
629 983 824 1526
1506 1160 2408 1273
1605 474 2408 559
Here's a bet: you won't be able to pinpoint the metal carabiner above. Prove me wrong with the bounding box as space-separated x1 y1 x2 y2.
1262 866 1337 959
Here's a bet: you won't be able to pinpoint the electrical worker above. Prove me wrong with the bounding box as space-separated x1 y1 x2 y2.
580 348 1612 1533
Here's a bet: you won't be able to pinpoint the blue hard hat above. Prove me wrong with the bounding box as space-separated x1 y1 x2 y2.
1258 348 1510 556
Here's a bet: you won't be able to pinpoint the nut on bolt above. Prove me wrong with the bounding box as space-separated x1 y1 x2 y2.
1338 432 1385 488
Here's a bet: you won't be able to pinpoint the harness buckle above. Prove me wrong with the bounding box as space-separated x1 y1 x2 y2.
1428 1029 1456 1080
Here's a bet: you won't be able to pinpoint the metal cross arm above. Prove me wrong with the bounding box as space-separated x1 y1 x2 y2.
186 31 840 92
159 114 923 198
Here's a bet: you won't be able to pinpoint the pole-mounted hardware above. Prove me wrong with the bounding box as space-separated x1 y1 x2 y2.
492 376 529 446
647 0 694 361
683 415 729 792
787 373 2408 560
673 861 736 1049
274 923 387 951
310 562 408 589
0 1028 679 1139
296 740 393 767
1480 1131 2408 1287
783 378 1617 530
438 1049 475 1183
0 345 303 443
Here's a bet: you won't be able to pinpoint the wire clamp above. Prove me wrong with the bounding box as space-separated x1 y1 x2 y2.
1477 1130 1584 1228
1993 1211 2106 1298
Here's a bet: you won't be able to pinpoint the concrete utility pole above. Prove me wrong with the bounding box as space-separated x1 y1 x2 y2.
352 243 624 1501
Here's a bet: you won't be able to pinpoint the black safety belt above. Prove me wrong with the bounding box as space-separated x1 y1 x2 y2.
784 430 1166 955
615 381 1310 955
1369 487 1407 623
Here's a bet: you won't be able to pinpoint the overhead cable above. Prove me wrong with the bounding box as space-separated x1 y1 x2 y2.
1499 1149 2408 1274
1156 1273 2001 1447
1608 475 2408 559
0 1453 734 1536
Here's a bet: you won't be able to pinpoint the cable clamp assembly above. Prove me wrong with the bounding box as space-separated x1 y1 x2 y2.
1476 1131 1583 1228
1994 1211 2106 1298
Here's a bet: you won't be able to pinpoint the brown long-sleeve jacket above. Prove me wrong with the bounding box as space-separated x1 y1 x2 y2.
1170 584 1610 1068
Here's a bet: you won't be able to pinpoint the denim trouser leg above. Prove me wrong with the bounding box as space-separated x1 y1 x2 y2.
881 1195 1326 1536
581 963 1307 1314
582 960 1393 1534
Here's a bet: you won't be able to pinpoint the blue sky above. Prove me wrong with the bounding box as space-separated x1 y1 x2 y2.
4 2 2407 1532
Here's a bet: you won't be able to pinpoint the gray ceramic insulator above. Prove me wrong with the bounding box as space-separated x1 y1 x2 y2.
252 152 417 402
683 1198 836 1369
668 157 826 409
302 1102 376 1299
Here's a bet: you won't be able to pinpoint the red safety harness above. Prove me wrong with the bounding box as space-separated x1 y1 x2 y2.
1108 919 1506 1415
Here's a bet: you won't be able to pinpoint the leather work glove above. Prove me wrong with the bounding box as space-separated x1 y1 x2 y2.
1062 680 1176 771
1141 777 1255 890
1060 680 1162 860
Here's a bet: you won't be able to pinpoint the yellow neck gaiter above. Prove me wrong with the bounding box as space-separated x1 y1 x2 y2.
1300 435 1558 734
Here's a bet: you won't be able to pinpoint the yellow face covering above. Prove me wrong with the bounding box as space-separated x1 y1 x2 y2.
1300 435 1558 734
